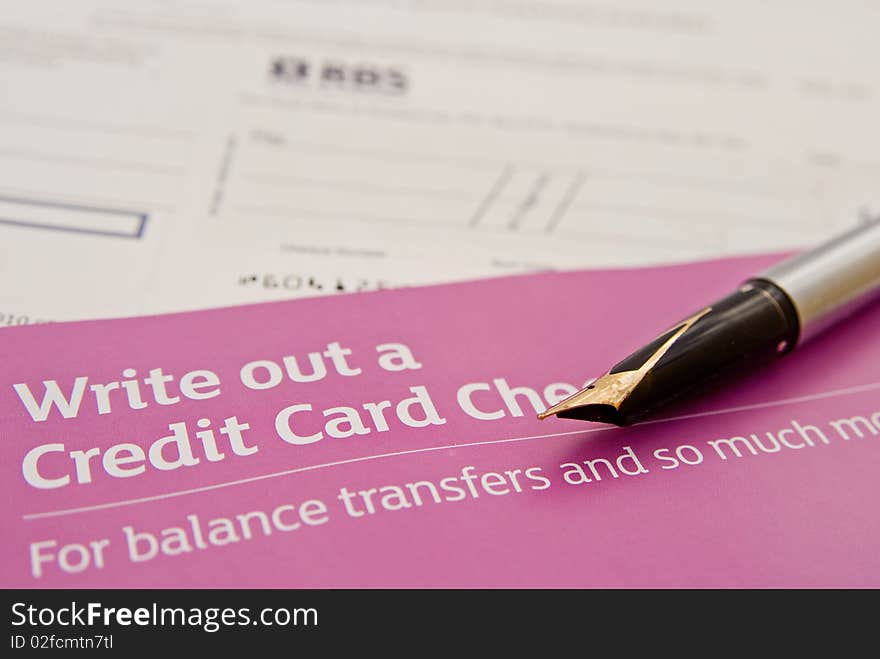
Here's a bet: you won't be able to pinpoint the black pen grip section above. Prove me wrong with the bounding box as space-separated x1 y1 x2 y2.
611 280 800 425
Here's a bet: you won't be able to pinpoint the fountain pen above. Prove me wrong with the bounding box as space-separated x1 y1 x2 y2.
538 218 880 426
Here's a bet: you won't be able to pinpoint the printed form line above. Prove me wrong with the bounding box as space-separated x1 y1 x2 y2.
22 381 880 521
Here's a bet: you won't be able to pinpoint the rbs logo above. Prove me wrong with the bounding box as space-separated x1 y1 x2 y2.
270 56 408 95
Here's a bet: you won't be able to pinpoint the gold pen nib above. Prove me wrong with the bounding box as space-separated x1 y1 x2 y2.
537 380 599 419
538 307 713 425
537 371 640 425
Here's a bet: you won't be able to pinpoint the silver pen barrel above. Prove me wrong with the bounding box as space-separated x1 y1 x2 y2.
758 219 880 343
